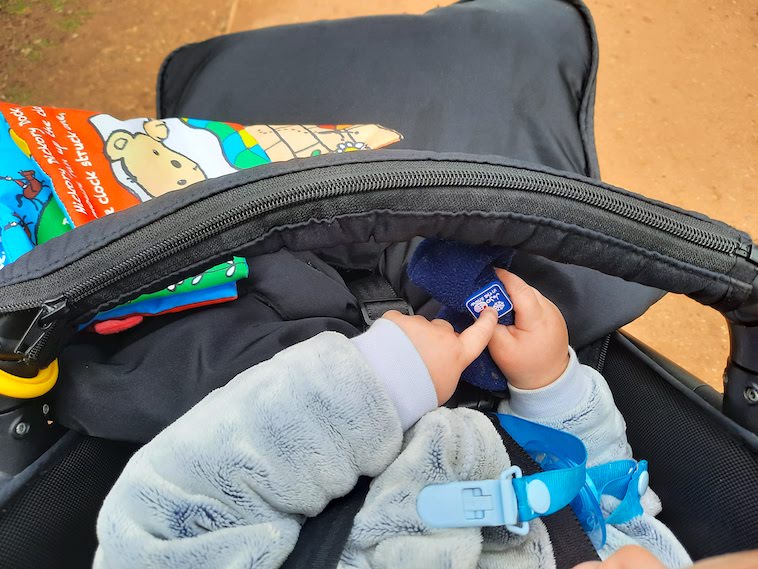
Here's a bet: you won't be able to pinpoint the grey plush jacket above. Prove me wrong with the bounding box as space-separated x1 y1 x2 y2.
94 324 691 569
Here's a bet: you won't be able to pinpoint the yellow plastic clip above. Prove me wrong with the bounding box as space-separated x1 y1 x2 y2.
0 359 59 399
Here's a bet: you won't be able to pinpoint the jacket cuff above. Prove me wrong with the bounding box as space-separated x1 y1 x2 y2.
507 347 590 419
351 319 438 431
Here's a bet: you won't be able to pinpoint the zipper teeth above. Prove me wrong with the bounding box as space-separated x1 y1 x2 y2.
597 334 612 373
7 166 743 315
27 320 54 361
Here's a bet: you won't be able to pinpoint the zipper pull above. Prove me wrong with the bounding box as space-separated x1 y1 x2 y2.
15 297 69 359
750 243 758 266
736 242 758 266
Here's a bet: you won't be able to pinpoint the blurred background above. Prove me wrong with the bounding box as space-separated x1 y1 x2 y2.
1 0 756 389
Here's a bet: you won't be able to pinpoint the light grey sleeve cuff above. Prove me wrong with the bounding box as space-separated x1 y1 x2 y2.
351 319 438 431
507 347 590 419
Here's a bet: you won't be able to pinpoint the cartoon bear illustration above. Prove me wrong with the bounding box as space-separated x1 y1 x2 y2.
104 119 207 199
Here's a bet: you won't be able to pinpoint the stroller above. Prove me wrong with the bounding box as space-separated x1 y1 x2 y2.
0 0 756 567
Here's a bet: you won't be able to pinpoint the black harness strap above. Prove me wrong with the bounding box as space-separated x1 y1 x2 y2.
282 415 599 569
282 275 406 568
486 414 601 569
281 477 371 569
282 277 596 568
348 275 413 328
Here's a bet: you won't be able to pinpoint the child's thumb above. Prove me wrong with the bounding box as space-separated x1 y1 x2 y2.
458 308 498 364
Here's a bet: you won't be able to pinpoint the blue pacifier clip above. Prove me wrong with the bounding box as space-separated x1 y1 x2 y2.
416 414 648 549
417 415 586 535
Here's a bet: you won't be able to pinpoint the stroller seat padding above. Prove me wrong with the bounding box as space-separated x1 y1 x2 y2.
159 0 600 177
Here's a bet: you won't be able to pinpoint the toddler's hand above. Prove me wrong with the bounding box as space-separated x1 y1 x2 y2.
382 309 499 405
488 268 570 390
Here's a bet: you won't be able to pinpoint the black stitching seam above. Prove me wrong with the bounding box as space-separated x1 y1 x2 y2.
81 210 750 318
0 154 741 286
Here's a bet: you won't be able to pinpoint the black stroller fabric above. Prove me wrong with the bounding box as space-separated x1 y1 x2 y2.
50 0 663 442
602 334 758 560
0 433 137 569
157 0 662 331
2 2 757 569
159 0 600 176
56 251 364 442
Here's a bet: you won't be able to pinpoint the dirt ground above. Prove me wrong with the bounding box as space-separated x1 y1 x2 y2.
1 0 756 390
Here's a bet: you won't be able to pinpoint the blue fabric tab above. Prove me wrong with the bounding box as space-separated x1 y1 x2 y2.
406 239 515 390
601 460 647 525
79 281 240 330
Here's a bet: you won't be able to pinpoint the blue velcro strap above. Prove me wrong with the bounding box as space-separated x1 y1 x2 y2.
406 239 515 390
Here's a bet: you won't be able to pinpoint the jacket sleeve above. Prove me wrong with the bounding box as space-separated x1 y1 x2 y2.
94 329 433 569
498 347 631 466
498 349 692 567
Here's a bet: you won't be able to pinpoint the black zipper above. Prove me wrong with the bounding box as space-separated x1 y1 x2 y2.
596 334 612 374
5 160 753 361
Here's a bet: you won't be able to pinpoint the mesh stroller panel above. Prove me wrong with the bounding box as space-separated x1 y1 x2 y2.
0 434 136 569
603 333 758 560
0 1 756 566
2 333 756 568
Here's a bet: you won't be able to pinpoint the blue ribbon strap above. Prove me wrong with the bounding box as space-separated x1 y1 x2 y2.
581 459 648 525
417 415 587 533
416 414 649 549
497 415 588 522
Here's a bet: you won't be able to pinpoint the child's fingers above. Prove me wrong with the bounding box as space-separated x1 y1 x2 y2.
381 310 407 323
573 545 668 569
494 268 543 332
458 307 498 364
431 319 455 332
488 323 513 351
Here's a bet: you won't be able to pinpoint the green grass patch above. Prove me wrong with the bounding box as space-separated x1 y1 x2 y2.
48 0 66 12
0 0 30 15
23 38 52 61
59 9 91 32
1 84 35 105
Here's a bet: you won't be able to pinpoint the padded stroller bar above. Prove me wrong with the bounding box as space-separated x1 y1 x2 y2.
0 151 756 366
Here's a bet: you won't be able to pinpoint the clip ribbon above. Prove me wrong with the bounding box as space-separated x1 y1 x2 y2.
416 414 647 548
